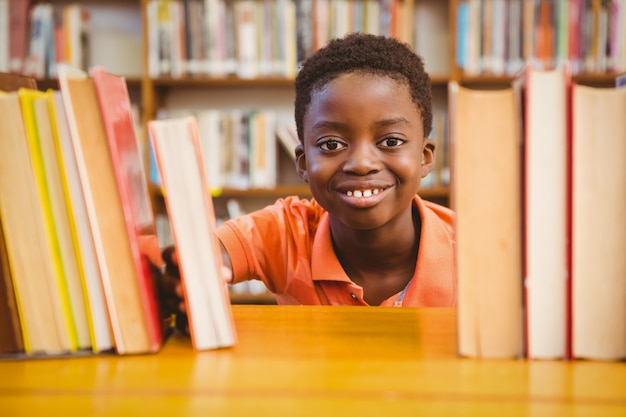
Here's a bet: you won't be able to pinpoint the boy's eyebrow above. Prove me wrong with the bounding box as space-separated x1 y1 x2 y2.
312 117 412 131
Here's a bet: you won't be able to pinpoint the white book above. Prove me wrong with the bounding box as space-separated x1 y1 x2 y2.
234 0 258 79
0 0 9 72
148 116 237 351
522 66 569 360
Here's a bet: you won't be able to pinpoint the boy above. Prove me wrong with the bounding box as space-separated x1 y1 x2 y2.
158 33 455 311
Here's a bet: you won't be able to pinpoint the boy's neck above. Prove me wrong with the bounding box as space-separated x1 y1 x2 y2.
329 206 421 305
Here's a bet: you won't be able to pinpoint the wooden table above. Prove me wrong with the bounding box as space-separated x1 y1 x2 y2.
1 306 625 416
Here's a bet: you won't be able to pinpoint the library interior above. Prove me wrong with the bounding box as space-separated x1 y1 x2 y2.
0 0 625 415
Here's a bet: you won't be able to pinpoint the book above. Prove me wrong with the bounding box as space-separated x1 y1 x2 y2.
57 65 160 355
522 66 571 360
0 218 24 354
47 88 114 353
0 0 7 72
275 117 299 162
8 0 31 74
21 88 92 351
148 116 236 351
91 66 163 352
0 92 72 355
23 3 53 78
451 82 524 359
18 88 83 352
571 84 626 361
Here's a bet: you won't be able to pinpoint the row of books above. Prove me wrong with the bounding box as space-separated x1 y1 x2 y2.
456 0 626 76
454 65 626 361
0 68 235 359
0 1 143 78
146 0 417 79
149 107 297 191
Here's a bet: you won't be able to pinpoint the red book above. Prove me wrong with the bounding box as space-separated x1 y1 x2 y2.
91 67 163 352
8 0 31 74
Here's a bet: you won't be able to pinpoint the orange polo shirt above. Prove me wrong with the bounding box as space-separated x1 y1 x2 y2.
215 195 456 307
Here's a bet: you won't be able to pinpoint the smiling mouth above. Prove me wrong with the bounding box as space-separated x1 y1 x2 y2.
345 188 382 197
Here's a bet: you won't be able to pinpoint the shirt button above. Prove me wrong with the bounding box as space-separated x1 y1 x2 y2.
350 293 358 301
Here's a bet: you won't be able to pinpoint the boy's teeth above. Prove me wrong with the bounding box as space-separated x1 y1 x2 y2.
346 189 380 197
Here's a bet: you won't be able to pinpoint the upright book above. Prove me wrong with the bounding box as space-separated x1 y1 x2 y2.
0 92 72 355
18 87 91 351
451 82 524 359
148 116 237 351
571 84 626 361
57 64 161 355
521 65 571 360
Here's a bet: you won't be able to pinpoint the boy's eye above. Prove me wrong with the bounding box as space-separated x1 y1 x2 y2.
379 137 405 148
318 139 346 151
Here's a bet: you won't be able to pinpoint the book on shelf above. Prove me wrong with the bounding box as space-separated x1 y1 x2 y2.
275 118 299 162
451 81 524 359
413 0 450 76
8 0 31 74
148 115 237 351
0 91 74 355
23 2 54 79
58 64 162 355
521 65 571 360
570 83 626 361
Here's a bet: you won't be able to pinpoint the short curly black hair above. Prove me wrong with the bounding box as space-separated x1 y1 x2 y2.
294 33 432 143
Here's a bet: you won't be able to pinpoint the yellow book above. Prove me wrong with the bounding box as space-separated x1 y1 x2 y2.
0 92 68 354
17 88 79 352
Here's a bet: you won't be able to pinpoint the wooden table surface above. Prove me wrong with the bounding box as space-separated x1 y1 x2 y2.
1 305 625 416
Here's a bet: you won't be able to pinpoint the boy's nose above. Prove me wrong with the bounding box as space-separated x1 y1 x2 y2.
342 144 382 175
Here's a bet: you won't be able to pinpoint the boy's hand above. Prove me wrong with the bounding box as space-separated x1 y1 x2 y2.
159 246 189 335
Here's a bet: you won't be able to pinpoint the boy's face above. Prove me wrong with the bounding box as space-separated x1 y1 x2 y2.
296 72 434 230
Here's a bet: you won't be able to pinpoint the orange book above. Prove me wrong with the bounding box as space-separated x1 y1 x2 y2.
451 82 524 359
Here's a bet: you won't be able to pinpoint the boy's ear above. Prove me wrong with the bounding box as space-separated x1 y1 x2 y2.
295 144 309 183
420 138 436 178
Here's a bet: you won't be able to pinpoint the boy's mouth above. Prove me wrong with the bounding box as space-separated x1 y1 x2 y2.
345 188 381 197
